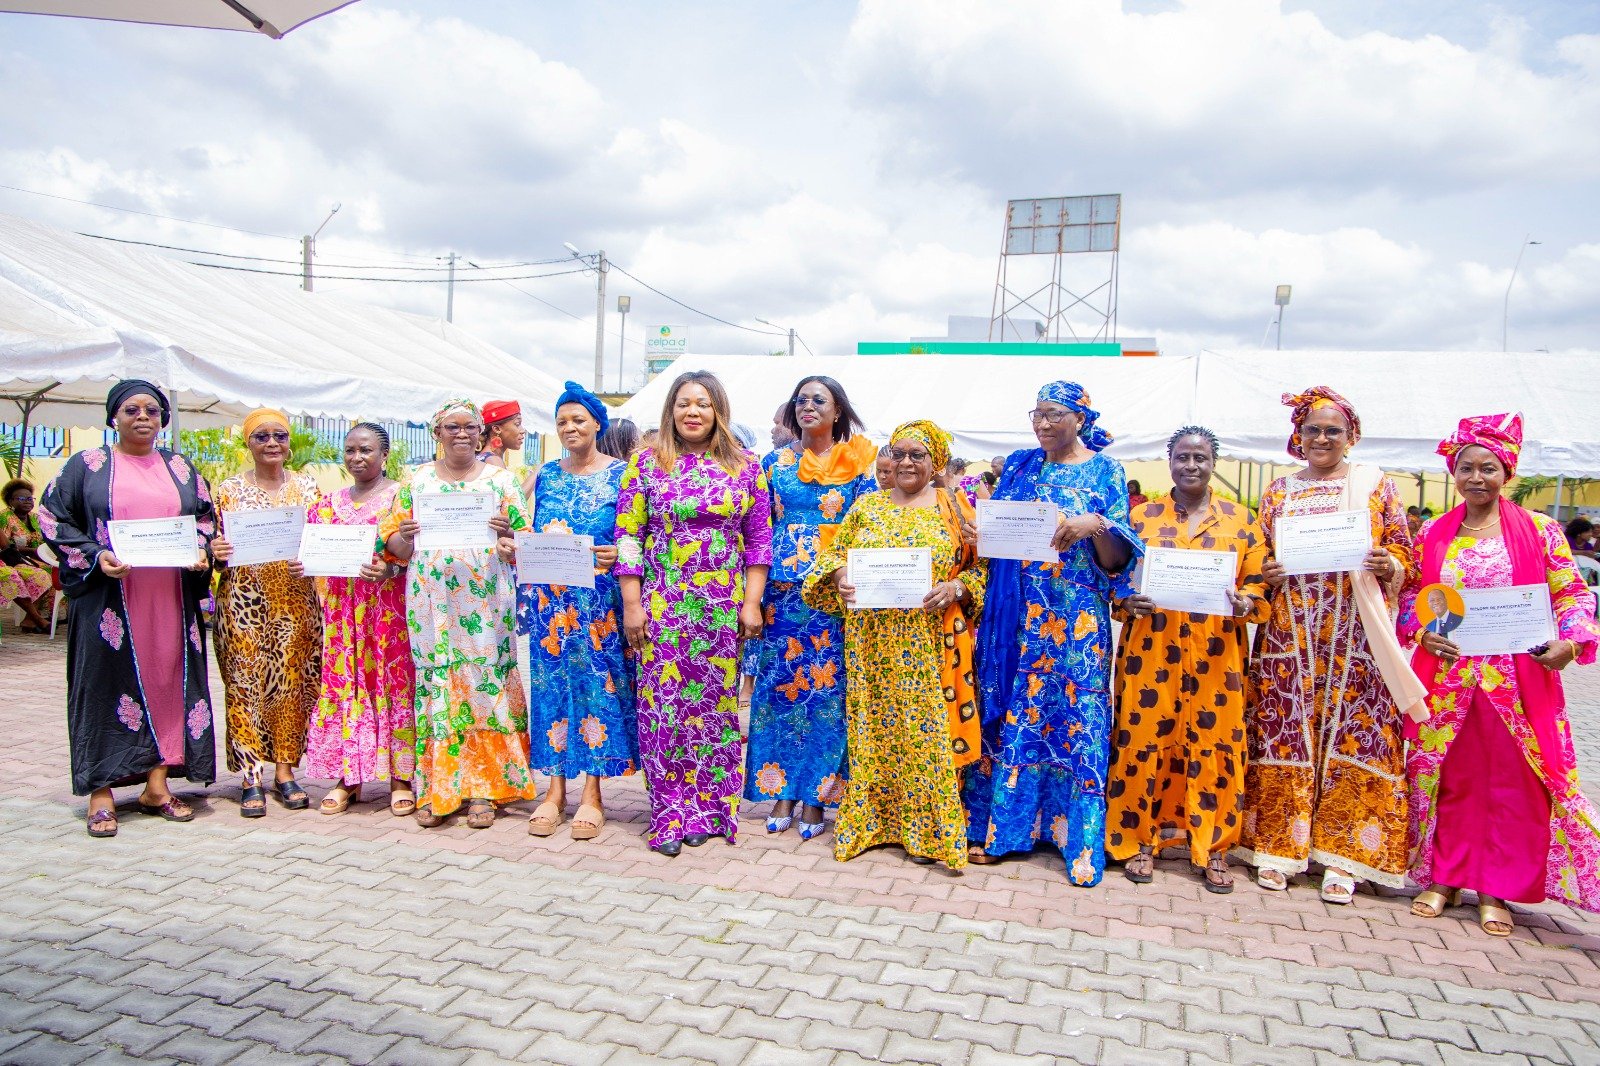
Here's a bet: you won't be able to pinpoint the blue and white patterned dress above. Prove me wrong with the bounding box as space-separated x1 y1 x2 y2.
518 459 638 780
743 445 876 809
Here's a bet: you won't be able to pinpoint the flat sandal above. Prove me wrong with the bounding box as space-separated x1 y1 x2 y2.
1410 884 1461 918
465 800 496 830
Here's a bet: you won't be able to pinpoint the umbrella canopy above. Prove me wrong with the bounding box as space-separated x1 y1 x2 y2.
0 0 357 37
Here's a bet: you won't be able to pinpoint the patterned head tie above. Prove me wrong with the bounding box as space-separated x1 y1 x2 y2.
1037 380 1113 451
1282 386 1360 459
889 419 953 471
431 397 481 431
1437 412 1523 475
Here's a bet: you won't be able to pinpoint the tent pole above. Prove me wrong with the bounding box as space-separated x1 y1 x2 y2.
1555 474 1566 521
170 398 183 455
15 398 33 480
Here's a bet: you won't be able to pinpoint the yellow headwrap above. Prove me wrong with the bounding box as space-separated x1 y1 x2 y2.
889 419 952 471
242 407 290 440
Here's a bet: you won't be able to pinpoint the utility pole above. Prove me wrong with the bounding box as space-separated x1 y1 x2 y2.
1503 236 1540 352
616 295 631 393
445 252 457 323
593 250 608 393
1273 284 1292 350
787 328 795 358
300 203 341 293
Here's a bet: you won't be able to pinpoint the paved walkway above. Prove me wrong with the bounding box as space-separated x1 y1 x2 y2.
2 626 1599 1064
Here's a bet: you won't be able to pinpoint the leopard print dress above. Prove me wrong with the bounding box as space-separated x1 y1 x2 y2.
215 472 323 775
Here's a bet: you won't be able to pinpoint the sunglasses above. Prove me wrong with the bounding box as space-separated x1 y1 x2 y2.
888 448 930 463
792 394 831 409
249 431 291 444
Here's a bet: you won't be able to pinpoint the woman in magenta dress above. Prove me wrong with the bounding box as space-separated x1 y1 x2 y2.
616 371 771 857
303 423 417 816
1402 413 1600 936
40 380 218 836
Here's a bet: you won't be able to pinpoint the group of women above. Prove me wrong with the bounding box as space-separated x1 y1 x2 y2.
39 372 1600 938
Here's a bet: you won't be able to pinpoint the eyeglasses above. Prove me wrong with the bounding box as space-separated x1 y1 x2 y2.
792 394 831 409
1027 408 1071 426
438 424 483 437
888 448 930 463
1300 425 1347 440
249 431 291 444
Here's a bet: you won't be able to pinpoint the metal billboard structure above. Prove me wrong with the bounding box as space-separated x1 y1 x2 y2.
989 194 1121 344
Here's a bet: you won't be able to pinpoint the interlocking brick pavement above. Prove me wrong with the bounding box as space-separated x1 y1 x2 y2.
2 623 1599 1064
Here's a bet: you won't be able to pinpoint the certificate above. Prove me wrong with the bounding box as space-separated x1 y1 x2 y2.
414 491 497 552
1275 510 1371 576
848 547 932 610
107 515 199 569
515 533 596 590
298 524 379 578
1138 547 1238 617
1452 584 1556 657
224 506 306 567
978 499 1060 562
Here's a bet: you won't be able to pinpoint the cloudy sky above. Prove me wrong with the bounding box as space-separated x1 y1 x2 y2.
2 0 1596 385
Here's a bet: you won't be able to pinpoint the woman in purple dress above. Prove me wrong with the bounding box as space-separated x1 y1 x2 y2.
616 371 772 857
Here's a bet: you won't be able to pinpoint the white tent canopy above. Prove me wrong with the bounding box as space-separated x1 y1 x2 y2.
0 211 565 438
0 1 357 37
619 350 1600 477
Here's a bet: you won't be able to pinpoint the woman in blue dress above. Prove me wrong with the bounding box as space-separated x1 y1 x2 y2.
515 382 638 841
963 381 1142 886
744 376 877 840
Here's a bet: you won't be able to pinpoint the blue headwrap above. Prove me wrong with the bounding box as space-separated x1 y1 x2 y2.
1038 381 1113 452
555 380 609 437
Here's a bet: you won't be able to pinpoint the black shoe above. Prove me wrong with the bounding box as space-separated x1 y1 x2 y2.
273 778 310 810
656 840 682 857
683 833 709 847
240 783 266 819
908 854 936 865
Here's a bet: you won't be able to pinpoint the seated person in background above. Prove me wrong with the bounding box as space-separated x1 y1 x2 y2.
1 478 53 632
1127 479 1148 507
1565 517 1597 559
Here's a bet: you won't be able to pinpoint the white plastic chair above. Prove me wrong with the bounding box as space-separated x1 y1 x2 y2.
32 541 67 639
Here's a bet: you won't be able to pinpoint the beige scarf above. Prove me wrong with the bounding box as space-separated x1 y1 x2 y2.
1341 464 1429 724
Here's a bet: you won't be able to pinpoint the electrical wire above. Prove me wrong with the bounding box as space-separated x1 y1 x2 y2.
608 262 787 337
0 181 294 239
466 260 591 320
184 261 593 284
79 232 561 272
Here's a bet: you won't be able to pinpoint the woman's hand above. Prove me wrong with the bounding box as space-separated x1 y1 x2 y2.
830 567 856 606
1363 548 1398 582
385 518 419 562
1420 629 1461 664
593 545 618 573
99 552 130 579
622 600 646 651
495 536 517 564
488 507 512 539
738 600 764 641
1261 557 1288 589
1051 514 1106 553
1121 593 1156 618
286 559 306 578
210 534 233 565
1532 639 1576 672
358 558 390 582
922 579 967 614
1228 589 1254 618
959 516 978 547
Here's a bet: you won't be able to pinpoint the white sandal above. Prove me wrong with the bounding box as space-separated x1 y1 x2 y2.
1256 868 1289 891
1320 868 1357 904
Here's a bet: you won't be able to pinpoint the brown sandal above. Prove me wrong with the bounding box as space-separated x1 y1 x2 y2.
527 799 564 837
1202 855 1234 894
86 807 118 838
465 800 496 830
967 845 997 865
414 804 445 828
389 786 416 817
570 803 605 841
1124 847 1155 884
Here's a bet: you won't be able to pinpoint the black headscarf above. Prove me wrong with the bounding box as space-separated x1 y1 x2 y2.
105 379 170 427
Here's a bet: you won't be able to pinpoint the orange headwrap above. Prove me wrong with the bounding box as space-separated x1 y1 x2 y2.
242 407 290 440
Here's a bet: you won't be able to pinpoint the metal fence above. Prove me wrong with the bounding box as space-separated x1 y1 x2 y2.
301 416 540 466
0 423 67 459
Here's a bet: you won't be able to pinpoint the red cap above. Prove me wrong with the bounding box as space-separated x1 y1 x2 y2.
481 400 520 425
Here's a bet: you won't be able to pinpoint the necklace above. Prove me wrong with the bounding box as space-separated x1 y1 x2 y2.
1461 516 1501 531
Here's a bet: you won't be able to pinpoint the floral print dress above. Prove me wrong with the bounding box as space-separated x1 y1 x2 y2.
744 445 875 810
379 464 536 816
614 448 772 847
303 484 416 785
519 459 638 780
803 491 987 869
1 509 51 602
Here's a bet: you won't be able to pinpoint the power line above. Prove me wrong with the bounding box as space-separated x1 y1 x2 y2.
80 231 561 272
608 262 787 337
0 181 295 239
185 261 593 284
466 260 591 320
795 333 817 358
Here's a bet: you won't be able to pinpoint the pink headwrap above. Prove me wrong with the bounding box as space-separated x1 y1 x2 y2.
1282 386 1361 459
1437 412 1523 474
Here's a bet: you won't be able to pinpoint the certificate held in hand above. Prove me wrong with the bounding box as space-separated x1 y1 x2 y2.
847 547 932 609
298 525 379 578
108 516 199 569
1138 547 1238 617
1274 510 1371 576
515 533 596 590
977 499 1059 562
414 491 497 552
1452 584 1557 657
224 506 306 567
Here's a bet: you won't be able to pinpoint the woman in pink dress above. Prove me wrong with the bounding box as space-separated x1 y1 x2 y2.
303 423 417 816
1402 412 1600 936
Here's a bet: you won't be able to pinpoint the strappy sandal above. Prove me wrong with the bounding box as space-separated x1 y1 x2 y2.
1478 895 1514 937
389 786 416 817
570 803 605 841
273 778 310 810
1320 868 1357 905
1124 847 1155 884
465 799 496 830
320 784 356 816
1410 884 1462 918
414 804 444 828
1256 868 1289 891
1202 855 1234 895
526 800 564 836
137 795 195 822
86 807 118 838
240 782 266 819
967 845 996 865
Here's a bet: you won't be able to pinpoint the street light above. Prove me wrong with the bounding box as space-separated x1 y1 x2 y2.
616 295 631 393
300 203 341 292
1503 236 1541 352
755 317 795 358
1273 284 1292 350
566 243 608 391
